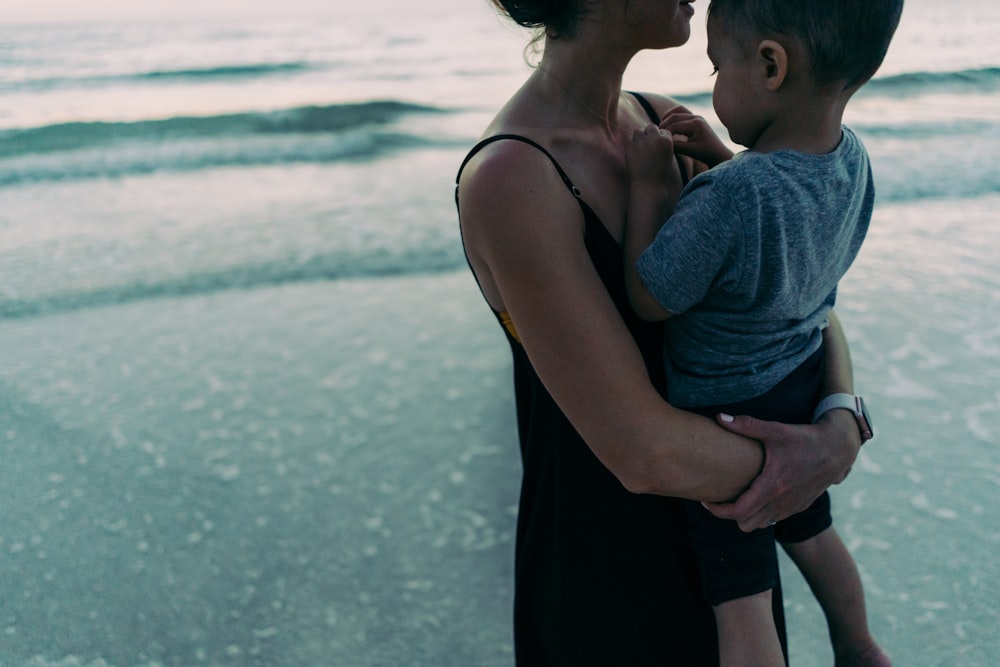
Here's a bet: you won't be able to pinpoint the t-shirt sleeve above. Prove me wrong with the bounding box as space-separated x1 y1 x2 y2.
635 174 744 315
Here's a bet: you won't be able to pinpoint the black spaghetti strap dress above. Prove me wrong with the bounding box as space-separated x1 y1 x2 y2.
454 93 787 666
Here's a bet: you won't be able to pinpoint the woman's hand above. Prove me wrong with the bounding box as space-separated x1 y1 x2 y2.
660 108 733 168
701 410 861 531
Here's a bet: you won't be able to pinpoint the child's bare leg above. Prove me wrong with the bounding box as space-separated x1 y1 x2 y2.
713 589 784 667
782 527 890 667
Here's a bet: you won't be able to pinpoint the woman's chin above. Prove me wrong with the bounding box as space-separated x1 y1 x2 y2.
656 27 692 50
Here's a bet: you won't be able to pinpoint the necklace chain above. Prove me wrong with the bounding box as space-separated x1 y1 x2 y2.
536 63 627 130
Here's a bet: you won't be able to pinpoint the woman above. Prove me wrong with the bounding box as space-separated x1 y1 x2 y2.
455 0 863 663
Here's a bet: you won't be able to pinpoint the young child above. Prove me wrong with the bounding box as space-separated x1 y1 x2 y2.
623 1 903 665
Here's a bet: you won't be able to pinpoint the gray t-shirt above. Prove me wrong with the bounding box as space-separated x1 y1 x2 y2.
637 127 874 408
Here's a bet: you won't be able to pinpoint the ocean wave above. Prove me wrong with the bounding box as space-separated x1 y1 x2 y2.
0 246 468 320
861 67 1000 97
0 101 456 185
670 67 1000 107
670 91 713 107
1 101 443 156
1 61 314 92
0 132 466 186
136 62 312 81
852 118 998 138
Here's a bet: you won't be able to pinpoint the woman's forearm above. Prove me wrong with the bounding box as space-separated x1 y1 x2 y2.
617 395 765 502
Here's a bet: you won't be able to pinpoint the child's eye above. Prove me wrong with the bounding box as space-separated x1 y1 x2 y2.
710 66 719 76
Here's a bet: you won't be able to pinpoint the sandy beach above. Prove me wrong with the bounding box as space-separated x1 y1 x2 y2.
1 272 520 665
3 192 999 665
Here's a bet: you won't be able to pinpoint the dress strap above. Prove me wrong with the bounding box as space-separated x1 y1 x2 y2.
455 134 582 202
629 91 661 124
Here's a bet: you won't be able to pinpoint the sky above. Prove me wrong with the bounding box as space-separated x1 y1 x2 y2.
0 0 378 24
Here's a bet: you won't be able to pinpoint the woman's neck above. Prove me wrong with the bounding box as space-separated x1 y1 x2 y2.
534 43 632 133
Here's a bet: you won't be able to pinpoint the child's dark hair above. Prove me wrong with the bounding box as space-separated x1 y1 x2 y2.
708 0 904 90
489 0 591 39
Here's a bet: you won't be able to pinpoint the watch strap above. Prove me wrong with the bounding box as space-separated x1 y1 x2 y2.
812 393 859 423
812 393 874 443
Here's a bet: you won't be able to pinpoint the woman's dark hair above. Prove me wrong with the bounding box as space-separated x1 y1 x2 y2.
708 0 904 90
489 0 589 39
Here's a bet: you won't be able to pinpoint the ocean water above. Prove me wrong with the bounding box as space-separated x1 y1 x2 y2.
0 0 998 665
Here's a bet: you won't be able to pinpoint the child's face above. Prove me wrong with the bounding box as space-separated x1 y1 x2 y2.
707 16 765 148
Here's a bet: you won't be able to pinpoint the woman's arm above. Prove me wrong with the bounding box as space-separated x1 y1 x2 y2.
458 139 763 501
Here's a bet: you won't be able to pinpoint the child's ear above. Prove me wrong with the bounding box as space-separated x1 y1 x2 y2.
757 39 788 91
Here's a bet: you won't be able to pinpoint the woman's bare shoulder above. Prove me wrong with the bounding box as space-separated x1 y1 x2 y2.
458 130 569 219
459 133 545 186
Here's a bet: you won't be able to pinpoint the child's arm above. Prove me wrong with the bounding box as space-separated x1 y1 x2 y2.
624 124 683 321
660 109 734 169
819 310 855 396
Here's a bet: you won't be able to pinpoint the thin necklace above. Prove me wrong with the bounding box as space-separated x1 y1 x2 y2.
536 63 626 130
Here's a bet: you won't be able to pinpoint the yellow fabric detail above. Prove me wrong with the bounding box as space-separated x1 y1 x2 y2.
499 311 521 343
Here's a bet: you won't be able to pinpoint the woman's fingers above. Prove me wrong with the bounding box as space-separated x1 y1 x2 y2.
704 414 836 531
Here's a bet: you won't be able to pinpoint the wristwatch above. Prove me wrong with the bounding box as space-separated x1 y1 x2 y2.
812 393 874 443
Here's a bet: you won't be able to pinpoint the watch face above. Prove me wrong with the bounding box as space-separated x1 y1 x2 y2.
858 396 874 441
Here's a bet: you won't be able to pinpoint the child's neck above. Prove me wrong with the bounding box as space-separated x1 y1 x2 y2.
751 92 849 155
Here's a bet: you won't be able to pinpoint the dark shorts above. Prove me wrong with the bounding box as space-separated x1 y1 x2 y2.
683 345 833 606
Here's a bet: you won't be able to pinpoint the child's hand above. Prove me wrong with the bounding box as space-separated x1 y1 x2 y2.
660 107 733 168
626 124 682 195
